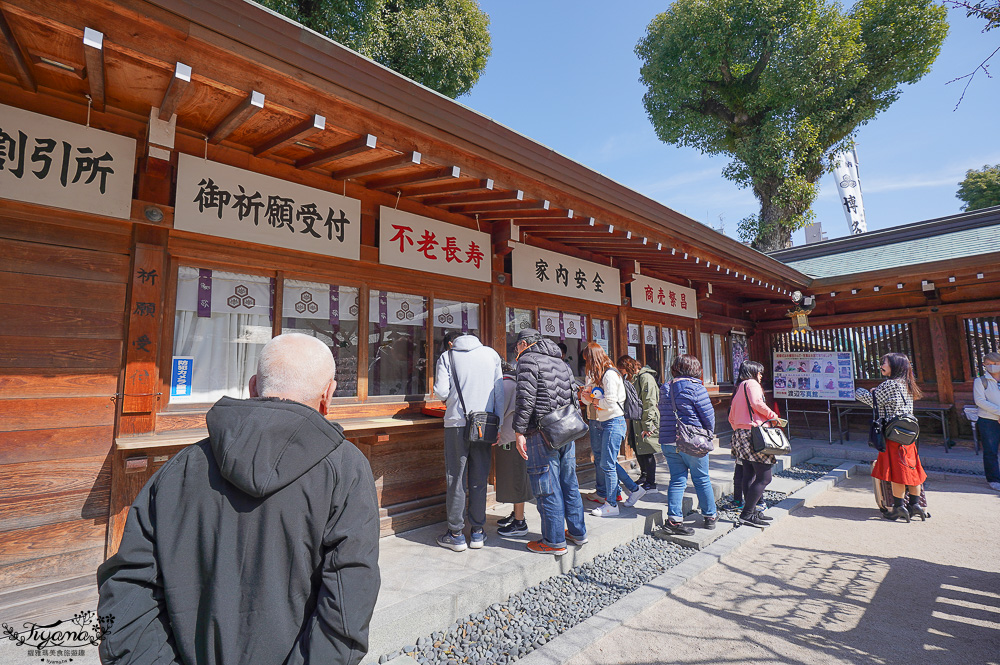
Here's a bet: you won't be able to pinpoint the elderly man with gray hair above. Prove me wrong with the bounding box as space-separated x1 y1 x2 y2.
97 333 381 665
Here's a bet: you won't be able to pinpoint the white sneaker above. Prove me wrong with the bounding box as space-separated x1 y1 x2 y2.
590 503 620 517
988 481 1000 492
623 486 647 507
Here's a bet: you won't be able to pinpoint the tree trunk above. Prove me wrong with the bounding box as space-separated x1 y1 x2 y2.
752 198 793 252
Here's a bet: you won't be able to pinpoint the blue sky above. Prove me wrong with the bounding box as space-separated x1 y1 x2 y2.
460 2 999 245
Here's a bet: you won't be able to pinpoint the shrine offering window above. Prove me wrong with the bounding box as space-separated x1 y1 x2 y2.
713 333 730 384
701 332 715 385
662 327 677 379
368 290 428 396
432 299 482 360
539 309 587 380
281 279 360 397
171 266 273 404
642 325 661 375
506 307 535 362
592 317 613 356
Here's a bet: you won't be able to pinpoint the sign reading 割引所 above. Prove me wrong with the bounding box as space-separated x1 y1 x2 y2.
174 153 362 261
0 103 137 219
630 274 698 319
511 245 621 306
379 206 491 282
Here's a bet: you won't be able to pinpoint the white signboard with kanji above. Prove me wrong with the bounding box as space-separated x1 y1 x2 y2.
175 153 361 260
379 206 490 282
0 102 136 218
511 245 620 306
631 275 697 319
772 351 855 401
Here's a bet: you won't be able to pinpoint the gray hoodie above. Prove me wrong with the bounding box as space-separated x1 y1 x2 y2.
433 334 504 428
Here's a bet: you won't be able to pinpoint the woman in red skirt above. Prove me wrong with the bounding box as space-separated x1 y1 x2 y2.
856 352 927 522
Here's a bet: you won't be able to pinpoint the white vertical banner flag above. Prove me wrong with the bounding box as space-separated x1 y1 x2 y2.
832 146 867 234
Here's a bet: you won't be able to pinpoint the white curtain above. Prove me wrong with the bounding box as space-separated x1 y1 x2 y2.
701 332 714 384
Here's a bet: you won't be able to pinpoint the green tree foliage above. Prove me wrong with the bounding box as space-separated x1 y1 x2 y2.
957 164 1000 211
636 0 948 251
255 0 491 98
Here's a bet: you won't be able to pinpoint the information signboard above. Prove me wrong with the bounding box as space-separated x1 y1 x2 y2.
772 351 855 401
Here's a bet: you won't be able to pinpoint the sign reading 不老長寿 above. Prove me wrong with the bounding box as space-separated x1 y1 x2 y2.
379 206 491 282
0 103 136 218
511 245 621 306
174 153 361 260
630 274 698 319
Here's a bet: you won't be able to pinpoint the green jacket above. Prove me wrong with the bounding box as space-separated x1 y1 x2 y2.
630 366 661 455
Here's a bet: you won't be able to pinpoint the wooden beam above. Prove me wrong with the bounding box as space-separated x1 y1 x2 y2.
420 187 521 206
254 114 325 156
82 27 105 111
448 199 548 214
478 208 572 221
366 165 460 190
491 220 517 257
0 9 35 92
401 178 493 198
209 90 265 144
158 62 191 120
330 151 421 180
295 133 377 169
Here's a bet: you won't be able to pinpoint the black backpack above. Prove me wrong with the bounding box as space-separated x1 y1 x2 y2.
606 368 643 420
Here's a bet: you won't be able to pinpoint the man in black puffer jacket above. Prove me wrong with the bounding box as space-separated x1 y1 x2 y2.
512 329 587 555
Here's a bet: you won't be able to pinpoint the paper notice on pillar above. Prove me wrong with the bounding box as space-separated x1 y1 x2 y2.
511 245 620 306
832 148 867 235
379 206 491 282
631 274 697 319
174 153 361 260
0 103 136 218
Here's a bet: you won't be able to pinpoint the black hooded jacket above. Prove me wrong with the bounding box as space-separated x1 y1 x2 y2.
512 338 575 434
97 397 381 665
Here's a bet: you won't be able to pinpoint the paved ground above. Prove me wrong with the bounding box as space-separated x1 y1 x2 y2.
565 472 1000 665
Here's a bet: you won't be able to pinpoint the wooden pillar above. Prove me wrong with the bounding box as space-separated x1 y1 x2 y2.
928 313 956 438
491 279 506 356
615 303 628 360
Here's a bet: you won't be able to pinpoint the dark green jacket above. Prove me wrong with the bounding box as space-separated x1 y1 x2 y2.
630 366 661 455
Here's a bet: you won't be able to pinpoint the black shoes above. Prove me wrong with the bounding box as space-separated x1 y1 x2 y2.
497 511 516 528
703 515 717 530
661 519 695 536
885 505 911 522
498 519 528 537
739 512 770 528
907 503 930 521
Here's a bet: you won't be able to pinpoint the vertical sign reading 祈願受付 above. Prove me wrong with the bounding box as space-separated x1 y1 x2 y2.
0 103 136 218
379 206 491 282
511 245 621 306
629 274 698 319
174 154 361 260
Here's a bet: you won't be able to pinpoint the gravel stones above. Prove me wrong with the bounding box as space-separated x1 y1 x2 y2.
376 536 694 664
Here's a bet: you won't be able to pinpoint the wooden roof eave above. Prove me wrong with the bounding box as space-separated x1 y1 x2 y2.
143 0 810 288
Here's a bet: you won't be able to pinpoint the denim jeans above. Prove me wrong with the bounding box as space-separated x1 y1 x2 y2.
588 420 605 499
525 432 587 547
663 446 717 521
980 418 1000 484
594 416 636 506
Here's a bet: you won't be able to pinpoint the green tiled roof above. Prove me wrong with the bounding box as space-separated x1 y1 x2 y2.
783 224 1000 278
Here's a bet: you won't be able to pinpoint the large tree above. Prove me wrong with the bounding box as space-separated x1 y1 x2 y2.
636 0 948 250
255 0 491 98
957 164 1000 211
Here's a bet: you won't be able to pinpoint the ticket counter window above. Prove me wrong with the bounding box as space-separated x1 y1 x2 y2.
506 308 535 362
642 325 660 374
539 309 587 380
368 290 428 396
171 266 272 404
433 299 481 360
592 318 612 356
281 279 359 397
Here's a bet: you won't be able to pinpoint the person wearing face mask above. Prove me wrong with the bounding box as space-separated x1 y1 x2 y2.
974 352 1000 492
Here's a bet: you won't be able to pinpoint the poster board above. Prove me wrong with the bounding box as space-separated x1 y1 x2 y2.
772 351 855 400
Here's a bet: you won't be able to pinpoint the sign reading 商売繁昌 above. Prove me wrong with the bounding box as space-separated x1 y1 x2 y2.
511 245 621 306
174 153 361 260
630 274 698 319
0 103 137 219
378 206 491 282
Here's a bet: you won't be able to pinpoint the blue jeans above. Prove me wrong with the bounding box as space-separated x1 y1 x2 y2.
980 418 1000 484
594 416 637 507
589 420 605 499
525 432 587 548
663 446 717 521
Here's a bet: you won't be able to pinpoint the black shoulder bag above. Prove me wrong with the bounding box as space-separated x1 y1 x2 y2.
537 366 590 450
867 393 886 453
449 349 501 444
746 383 791 456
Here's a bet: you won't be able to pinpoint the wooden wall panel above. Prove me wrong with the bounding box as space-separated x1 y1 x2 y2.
0 337 123 369
0 546 106 590
366 430 447 506
0 468 111 531
0 456 108 501
0 237 130 282
0 426 114 465
0 272 128 311
0 519 108 567
0 373 118 399
0 396 117 431
0 305 125 339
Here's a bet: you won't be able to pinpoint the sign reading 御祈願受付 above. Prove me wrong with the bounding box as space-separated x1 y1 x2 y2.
630 274 698 319
511 245 621 306
379 206 491 282
0 103 137 219
174 153 361 260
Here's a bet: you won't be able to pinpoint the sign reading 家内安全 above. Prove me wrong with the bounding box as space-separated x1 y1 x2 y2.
0 102 136 219
511 245 621 306
379 206 491 282
630 274 698 319
174 153 361 260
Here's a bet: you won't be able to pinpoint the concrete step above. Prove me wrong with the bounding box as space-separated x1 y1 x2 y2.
652 516 736 550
